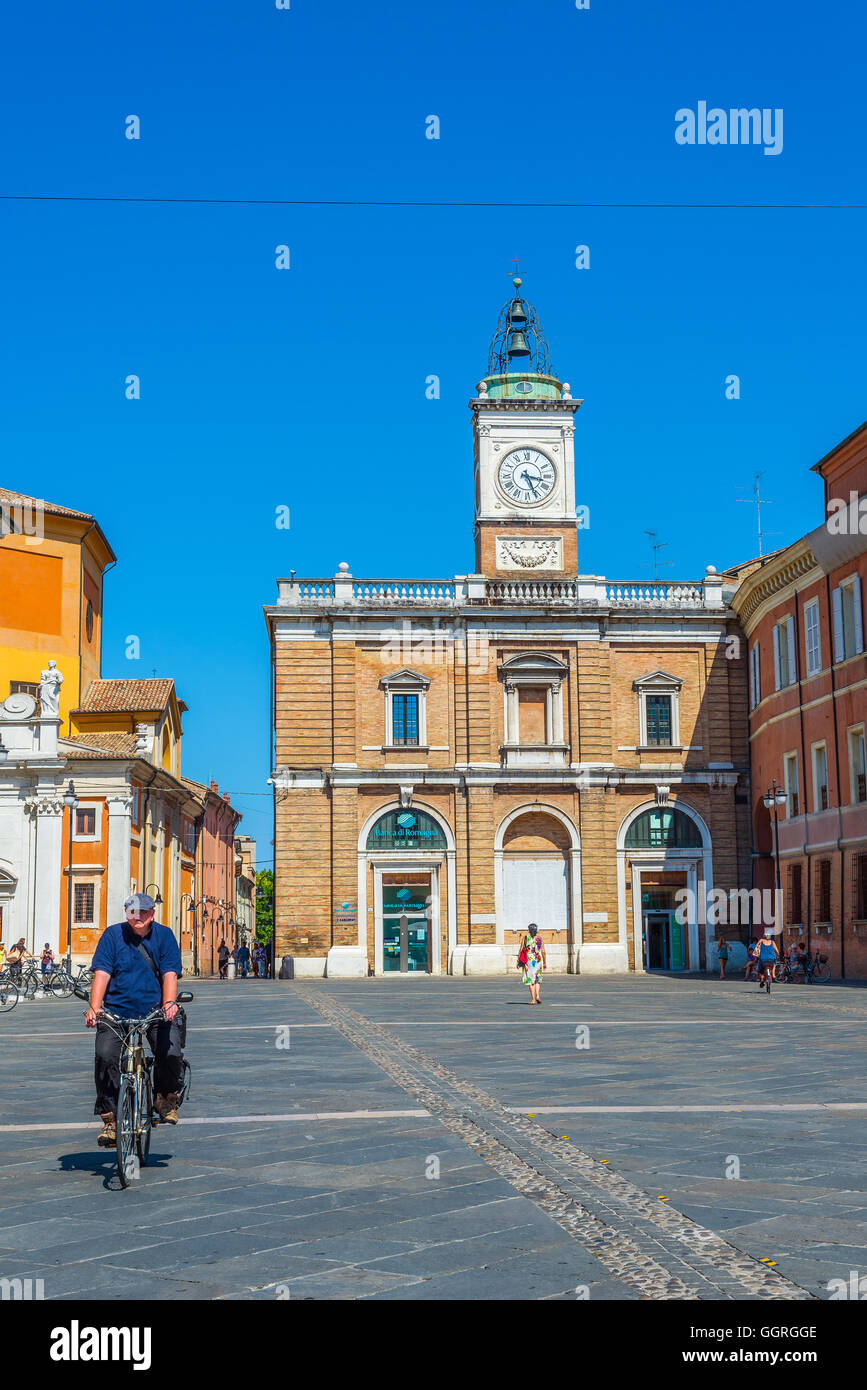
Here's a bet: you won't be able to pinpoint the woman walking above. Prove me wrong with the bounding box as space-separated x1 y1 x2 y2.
716 934 729 979
517 923 546 1006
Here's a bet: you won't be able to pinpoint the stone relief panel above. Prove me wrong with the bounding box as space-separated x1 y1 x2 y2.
495 537 563 571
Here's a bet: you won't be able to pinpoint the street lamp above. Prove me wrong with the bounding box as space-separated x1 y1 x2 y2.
143 882 163 906
62 779 78 971
763 780 788 938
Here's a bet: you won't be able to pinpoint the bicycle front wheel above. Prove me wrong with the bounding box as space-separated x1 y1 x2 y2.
0 979 19 1012
116 1076 138 1188
137 1069 152 1168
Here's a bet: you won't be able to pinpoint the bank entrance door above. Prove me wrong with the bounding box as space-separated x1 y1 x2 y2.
382 874 432 973
641 881 686 970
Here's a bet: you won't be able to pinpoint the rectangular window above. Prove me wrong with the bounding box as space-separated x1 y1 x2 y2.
787 863 803 926
74 883 95 924
183 819 197 856
804 599 821 676
832 576 864 662
773 616 797 689
812 743 828 812
816 859 831 923
849 726 867 804
10 680 39 697
855 854 867 921
784 752 799 817
131 787 140 826
749 643 761 709
646 694 673 746
75 807 96 836
392 694 419 746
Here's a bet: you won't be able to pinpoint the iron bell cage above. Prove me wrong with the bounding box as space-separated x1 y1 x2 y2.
486 283 556 379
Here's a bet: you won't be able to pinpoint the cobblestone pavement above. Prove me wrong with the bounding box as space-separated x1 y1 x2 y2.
1 973 865 1300
291 984 809 1300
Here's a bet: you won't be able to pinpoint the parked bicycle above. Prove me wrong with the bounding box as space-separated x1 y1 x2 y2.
777 950 831 985
49 962 93 998
0 970 19 1013
74 985 193 1187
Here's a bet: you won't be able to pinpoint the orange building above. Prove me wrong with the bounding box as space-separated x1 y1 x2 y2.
0 487 115 732
61 680 202 966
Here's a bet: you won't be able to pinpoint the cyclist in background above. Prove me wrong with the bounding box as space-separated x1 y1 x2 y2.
757 930 779 986
85 893 185 1148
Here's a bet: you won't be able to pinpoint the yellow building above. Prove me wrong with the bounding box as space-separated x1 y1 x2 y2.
0 487 115 733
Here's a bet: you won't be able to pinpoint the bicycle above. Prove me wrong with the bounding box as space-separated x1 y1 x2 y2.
50 962 93 998
777 951 831 985
0 970 19 1013
74 985 193 1188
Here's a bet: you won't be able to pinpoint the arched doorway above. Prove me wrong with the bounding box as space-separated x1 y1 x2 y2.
358 804 455 975
617 802 712 973
495 806 581 973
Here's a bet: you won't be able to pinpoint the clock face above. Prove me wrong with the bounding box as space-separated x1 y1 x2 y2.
497 448 556 506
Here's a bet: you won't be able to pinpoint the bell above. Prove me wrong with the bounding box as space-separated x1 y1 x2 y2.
507 330 531 358
508 298 528 326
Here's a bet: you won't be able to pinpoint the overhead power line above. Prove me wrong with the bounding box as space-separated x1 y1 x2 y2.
0 193 865 210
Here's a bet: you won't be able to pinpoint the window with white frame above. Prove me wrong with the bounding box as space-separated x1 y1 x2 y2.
784 752 800 817
633 670 682 748
773 615 797 689
832 575 864 663
749 642 761 709
811 742 829 812
804 599 822 676
380 669 429 747
848 725 867 804
500 654 569 746
72 802 101 841
73 882 96 924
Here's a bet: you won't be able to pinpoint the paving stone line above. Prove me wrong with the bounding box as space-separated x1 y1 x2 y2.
292 985 812 1301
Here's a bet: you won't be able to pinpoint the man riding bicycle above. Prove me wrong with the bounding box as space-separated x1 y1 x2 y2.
86 893 187 1148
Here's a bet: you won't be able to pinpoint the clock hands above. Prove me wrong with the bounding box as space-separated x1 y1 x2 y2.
520 468 542 497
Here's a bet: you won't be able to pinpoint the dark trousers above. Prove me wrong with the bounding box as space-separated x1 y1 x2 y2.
94 1011 186 1116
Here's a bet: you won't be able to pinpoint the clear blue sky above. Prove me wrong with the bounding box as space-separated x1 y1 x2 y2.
1 1 865 866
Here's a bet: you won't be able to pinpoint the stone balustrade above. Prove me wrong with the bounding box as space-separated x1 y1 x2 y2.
275 569 724 610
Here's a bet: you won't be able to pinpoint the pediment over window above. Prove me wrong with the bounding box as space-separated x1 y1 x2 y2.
632 669 683 692
500 653 568 685
379 668 431 690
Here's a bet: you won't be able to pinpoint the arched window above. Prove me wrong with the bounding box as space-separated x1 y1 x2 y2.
624 808 702 849
366 809 447 851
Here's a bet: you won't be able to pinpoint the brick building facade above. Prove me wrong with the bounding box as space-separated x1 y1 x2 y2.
265 282 752 976
730 421 867 977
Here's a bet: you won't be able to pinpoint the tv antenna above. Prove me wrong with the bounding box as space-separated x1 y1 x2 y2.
644 530 675 581
736 473 780 557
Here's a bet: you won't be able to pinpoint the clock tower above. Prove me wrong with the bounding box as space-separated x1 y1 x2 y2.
472 277 582 577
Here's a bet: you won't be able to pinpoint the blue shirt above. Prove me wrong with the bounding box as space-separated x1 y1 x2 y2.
91 921 182 1019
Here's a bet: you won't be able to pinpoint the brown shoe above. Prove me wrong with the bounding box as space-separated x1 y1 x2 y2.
97 1113 116 1147
154 1093 180 1125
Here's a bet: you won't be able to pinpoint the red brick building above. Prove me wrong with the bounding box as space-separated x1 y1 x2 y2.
730 422 867 977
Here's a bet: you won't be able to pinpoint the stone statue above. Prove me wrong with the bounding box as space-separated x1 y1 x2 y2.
39 660 63 718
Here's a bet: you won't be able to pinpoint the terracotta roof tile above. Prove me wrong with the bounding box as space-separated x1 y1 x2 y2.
0 486 93 521
63 732 140 759
78 678 175 713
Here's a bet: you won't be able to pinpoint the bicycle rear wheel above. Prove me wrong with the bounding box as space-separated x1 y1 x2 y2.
179 1059 192 1108
116 1076 138 1188
812 961 831 983
0 978 19 1012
